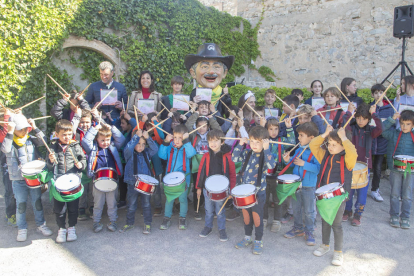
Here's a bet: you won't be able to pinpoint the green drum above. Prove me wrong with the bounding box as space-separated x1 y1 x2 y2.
163 172 186 203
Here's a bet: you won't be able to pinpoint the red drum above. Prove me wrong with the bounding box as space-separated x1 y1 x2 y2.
94 167 118 192
315 182 345 201
21 160 47 189
231 184 257 209
55 174 82 196
205 175 229 202
134 174 159 195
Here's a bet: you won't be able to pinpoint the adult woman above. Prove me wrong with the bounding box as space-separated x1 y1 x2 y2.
237 91 256 124
127 71 162 116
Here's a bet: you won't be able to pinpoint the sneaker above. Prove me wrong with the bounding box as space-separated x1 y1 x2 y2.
93 222 103 233
37 222 53 236
56 228 67 243
252 240 263 255
225 200 233 209
119 224 134 233
226 210 240 221
305 231 316 246
7 215 17 227
89 207 94 218
219 229 228 242
401 218 410 229
281 213 293 224
143 224 151 234
271 220 281 233
117 201 127 209
351 214 361 226
370 189 384 202
153 207 162 217
67 226 77 242
390 216 400 228
342 210 352 222
78 209 88 221
263 219 268 228
179 217 187 230
284 227 305 238
194 212 202 221
235 237 253 249
332 251 343 266
17 229 27 242
160 217 171 230
313 244 330 257
199 226 212 238
107 221 117 232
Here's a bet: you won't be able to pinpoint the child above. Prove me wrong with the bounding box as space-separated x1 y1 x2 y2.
160 75 185 120
296 104 326 134
279 94 299 122
120 129 158 233
252 106 266 127
394 75 414 130
51 91 90 121
370 84 394 202
158 124 196 230
232 126 276 255
342 103 382 226
291 89 304 109
340 77 363 106
283 122 320 245
317 87 346 129
382 110 414 229
47 119 86 243
309 126 357 266
82 121 125 233
264 118 295 232
1 115 53 242
237 91 256 124
264 89 276 109
196 129 237 241
305 80 324 106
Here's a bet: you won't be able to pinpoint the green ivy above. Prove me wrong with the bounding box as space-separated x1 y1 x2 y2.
258 65 276 82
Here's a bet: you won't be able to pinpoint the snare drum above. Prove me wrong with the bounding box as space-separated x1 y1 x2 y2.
135 174 159 195
231 184 257 209
94 167 118 192
205 175 229 202
21 160 47 189
315 182 345 201
55 174 82 196
352 161 369 189
276 174 302 191
393 155 414 172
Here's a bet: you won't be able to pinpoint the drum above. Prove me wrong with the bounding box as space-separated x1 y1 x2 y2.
352 161 369 189
21 160 47 189
163 172 186 188
205 175 229 202
393 155 414 172
231 184 257 209
55 174 82 196
315 182 345 201
276 174 302 191
94 167 118 192
135 174 159 195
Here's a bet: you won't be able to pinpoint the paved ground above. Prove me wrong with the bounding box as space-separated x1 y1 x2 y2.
0 173 413 276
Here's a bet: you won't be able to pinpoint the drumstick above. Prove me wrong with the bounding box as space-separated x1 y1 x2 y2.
296 145 309 159
241 96 251 110
268 107 274 117
210 110 218 117
133 106 139 130
127 96 130 111
15 96 46 110
318 107 343 113
189 123 208 135
77 83 91 98
343 112 355 128
318 111 330 126
0 101 6 110
246 103 262 118
32 116 51 121
122 98 125 111
375 80 395 105
147 116 170 132
275 94 294 111
93 88 115 110
156 107 166 117
384 95 398 113
269 141 295 146
160 101 170 113
283 142 300 157
218 197 231 215
46 74 71 95
181 96 195 113
150 122 170 135
220 100 240 120
335 84 351 104
212 93 226 105
220 137 243 140
38 135 57 165
56 90 78 108
134 105 146 116
99 111 102 126
196 195 200 213
289 113 306 120
215 115 232 123
67 147 79 164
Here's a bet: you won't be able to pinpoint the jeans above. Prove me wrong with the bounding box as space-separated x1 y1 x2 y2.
164 190 188 218
54 198 79 228
3 168 16 218
152 154 164 209
93 186 118 223
79 180 94 210
371 155 384 191
243 192 266 241
203 189 226 230
293 186 316 232
322 201 345 251
126 184 152 225
119 164 127 202
152 175 163 209
390 170 414 219
345 169 370 216
12 180 45 230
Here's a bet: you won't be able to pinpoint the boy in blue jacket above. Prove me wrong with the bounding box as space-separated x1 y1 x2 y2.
119 129 158 234
158 124 196 230
283 122 320 246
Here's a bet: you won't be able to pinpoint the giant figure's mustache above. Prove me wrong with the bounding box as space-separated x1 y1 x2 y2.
203 73 218 80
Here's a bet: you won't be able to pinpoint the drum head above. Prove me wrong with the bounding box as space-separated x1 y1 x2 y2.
315 182 341 194
95 179 117 192
205 175 229 192
163 172 185 186
277 174 301 183
353 162 367 171
55 174 81 191
231 184 255 196
395 155 414 160
21 160 46 174
137 174 159 185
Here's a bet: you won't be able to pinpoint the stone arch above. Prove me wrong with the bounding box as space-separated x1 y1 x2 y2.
62 35 126 81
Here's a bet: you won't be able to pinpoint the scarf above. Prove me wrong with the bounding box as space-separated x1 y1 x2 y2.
13 135 30 147
142 87 151 99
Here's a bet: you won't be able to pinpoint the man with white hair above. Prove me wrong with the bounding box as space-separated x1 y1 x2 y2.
85 61 128 123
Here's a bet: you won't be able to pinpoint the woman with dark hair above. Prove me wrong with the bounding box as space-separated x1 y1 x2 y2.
127 70 162 116
237 91 256 124
305 80 324 106
340 77 363 106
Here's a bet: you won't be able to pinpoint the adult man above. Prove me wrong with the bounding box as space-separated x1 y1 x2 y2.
85 61 128 122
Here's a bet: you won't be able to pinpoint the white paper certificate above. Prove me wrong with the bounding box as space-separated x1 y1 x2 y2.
398 103 414 113
311 97 325 111
196 88 212 102
173 94 190 111
100 89 118 105
265 108 279 119
137 99 155 114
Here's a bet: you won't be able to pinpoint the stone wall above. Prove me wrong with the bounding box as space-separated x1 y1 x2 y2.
199 0 414 88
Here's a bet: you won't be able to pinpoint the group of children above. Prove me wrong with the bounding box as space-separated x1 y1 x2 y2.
2 74 414 267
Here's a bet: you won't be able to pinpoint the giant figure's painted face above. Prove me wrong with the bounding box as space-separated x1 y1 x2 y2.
189 60 228 89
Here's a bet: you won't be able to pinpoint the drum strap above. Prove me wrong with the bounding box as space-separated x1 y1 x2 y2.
241 150 264 187
302 152 314 178
393 131 414 156
277 137 282 163
92 148 121 175
133 151 154 177
204 153 227 176
167 147 186 173
278 151 300 176
317 155 345 188
192 136 198 148
331 109 343 129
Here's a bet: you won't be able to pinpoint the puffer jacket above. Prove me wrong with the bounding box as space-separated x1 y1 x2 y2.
123 134 159 185
50 98 91 121
1 128 45 180
371 101 395 155
81 125 125 178
46 140 87 179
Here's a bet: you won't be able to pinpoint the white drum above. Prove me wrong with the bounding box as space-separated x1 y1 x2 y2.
231 184 257 209
276 174 302 191
163 172 186 187
55 174 82 196
205 175 229 202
